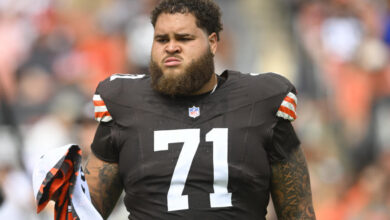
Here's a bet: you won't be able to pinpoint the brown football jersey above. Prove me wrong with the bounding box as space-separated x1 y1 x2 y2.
91 70 300 220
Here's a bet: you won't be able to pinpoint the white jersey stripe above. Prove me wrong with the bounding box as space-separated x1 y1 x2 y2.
276 92 298 121
93 94 103 101
280 100 296 113
287 92 297 105
96 116 113 123
276 110 295 121
93 94 112 122
94 106 108 113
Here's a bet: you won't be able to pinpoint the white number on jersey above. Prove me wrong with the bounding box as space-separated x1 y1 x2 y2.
154 128 232 211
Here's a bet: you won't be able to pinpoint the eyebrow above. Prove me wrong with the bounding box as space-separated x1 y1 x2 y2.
175 33 194 38
154 33 195 39
154 34 168 39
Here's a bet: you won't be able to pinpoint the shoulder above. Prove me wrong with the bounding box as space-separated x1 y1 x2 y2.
225 70 298 121
246 72 295 94
95 73 153 107
93 73 151 122
96 73 150 98
225 70 296 100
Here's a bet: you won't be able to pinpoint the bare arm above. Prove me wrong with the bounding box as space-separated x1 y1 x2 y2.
84 153 123 219
270 147 316 219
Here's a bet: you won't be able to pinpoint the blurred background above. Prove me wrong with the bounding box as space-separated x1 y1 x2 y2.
0 0 389 219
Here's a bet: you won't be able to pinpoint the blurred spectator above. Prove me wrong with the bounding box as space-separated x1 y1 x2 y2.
125 0 157 73
289 0 390 219
0 169 48 220
13 64 54 124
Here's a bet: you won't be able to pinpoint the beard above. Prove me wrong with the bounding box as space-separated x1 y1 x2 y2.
149 48 215 96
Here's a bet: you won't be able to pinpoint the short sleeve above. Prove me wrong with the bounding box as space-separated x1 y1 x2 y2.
91 121 119 163
91 89 118 162
266 119 301 163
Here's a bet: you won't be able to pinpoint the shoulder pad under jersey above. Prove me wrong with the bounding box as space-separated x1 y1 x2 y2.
92 73 149 122
241 72 298 121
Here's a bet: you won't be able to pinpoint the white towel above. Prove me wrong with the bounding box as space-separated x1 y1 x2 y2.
32 144 103 220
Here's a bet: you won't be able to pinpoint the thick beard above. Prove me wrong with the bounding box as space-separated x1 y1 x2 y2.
149 48 215 96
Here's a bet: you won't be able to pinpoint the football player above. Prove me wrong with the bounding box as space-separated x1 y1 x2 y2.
85 0 316 219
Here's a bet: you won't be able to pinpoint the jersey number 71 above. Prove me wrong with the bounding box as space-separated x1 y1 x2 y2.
154 128 232 211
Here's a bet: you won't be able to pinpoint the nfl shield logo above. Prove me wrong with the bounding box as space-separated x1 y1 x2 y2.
188 106 200 118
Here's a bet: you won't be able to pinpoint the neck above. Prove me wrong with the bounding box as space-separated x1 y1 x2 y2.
192 73 217 95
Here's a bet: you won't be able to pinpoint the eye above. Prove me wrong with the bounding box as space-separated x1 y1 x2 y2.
155 38 169 43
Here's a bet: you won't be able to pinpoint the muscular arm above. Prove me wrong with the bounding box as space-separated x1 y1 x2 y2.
84 153 123 219
270 147 316 219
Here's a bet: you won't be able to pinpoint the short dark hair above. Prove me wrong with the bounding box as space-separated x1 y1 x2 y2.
151 0 223 41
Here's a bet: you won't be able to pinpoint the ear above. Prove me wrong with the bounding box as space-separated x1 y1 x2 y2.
208 32 218 55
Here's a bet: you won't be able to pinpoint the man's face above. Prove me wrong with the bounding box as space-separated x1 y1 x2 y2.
150 12 218 96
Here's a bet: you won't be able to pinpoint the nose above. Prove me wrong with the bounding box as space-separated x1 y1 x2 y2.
165 41 181 54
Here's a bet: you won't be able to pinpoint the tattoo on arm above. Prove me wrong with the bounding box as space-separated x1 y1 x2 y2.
270 147 316 219
85 154 123 219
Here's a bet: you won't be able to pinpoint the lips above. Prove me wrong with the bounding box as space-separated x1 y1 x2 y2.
164 57 182 67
